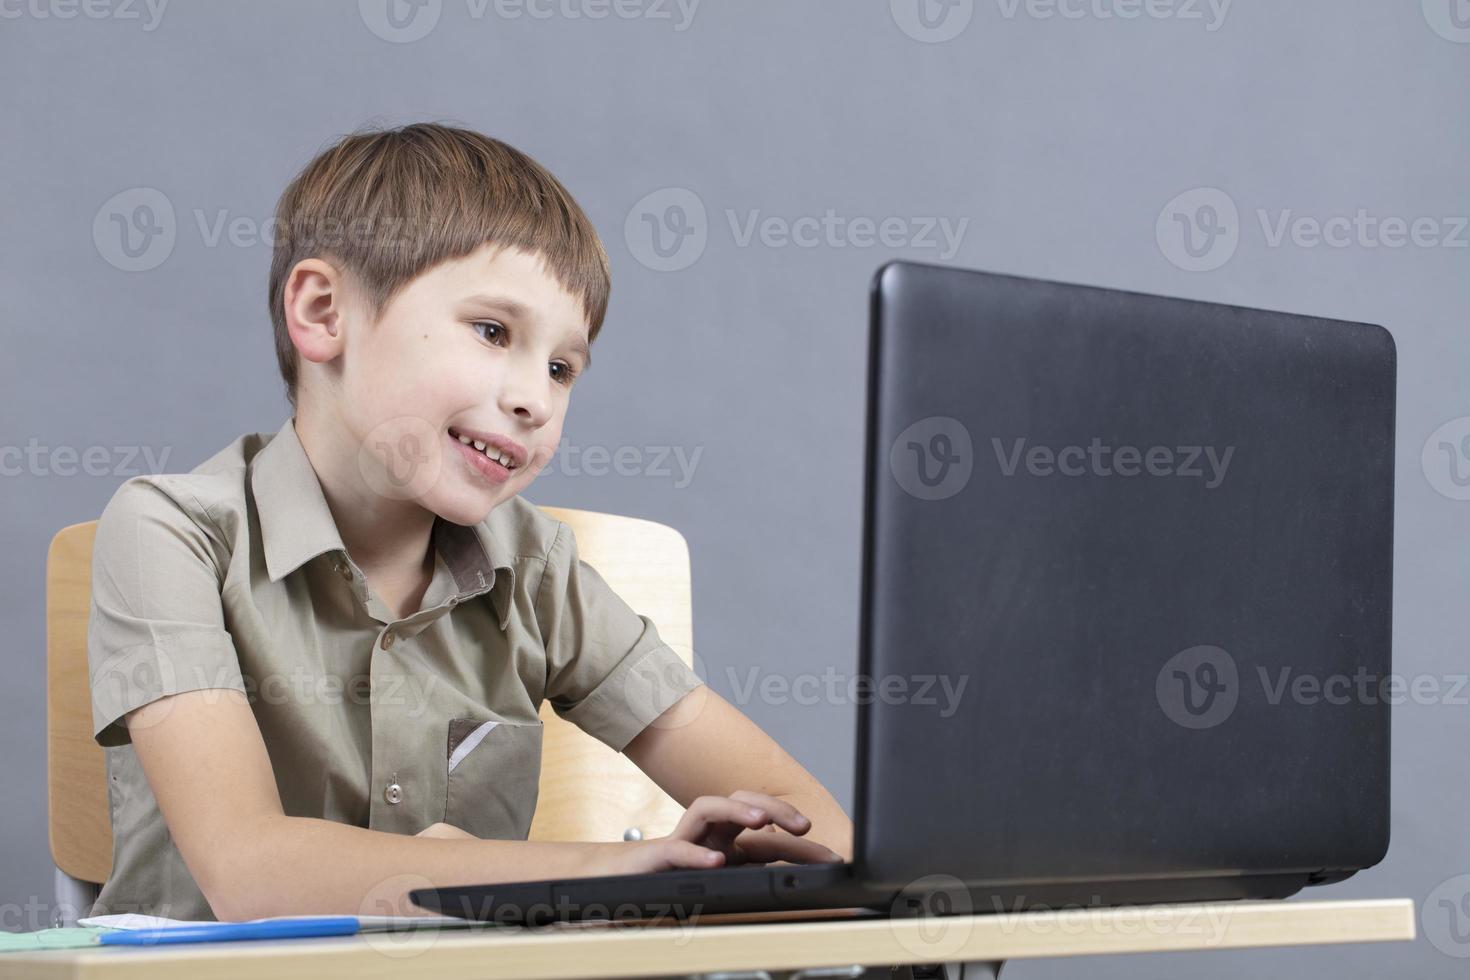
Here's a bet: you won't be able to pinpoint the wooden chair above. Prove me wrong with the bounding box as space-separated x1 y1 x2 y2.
45 507 695 926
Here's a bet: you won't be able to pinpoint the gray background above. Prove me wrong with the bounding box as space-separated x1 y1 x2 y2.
2 0 1466 975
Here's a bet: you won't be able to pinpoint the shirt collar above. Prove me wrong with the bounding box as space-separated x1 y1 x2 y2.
249 416 516 627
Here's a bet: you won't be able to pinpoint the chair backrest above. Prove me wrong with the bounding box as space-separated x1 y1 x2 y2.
47 507 693 886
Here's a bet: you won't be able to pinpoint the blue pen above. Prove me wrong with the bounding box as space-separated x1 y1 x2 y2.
96 916 362 945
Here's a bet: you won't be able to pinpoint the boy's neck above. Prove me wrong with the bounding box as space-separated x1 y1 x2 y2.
290 412 436 582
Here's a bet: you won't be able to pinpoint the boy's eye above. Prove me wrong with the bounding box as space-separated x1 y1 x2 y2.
474 320 578 387
472 320 506 345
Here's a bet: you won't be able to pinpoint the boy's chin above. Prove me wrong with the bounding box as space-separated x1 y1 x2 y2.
428 486 514 527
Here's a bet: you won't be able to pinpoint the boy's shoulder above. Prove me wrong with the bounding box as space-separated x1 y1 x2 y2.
97 430 265 531
481 491 565 565
96 426 567 568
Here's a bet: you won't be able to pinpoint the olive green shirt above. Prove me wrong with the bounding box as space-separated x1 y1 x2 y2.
86 416 704 920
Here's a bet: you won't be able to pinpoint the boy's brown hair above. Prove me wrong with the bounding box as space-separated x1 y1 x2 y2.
267 121 610 409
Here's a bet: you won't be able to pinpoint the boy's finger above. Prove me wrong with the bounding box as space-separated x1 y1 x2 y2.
733 830 842 865
661 839 725 870
726 790 812 835
677 796 774 841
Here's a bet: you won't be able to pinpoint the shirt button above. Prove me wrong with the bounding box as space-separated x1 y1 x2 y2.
384 781 403 805
381 630 396 650
335 561 353 582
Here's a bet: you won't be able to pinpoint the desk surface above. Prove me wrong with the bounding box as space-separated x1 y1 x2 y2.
0 898 1415 980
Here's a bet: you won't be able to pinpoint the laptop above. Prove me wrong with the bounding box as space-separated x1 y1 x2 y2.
410 260 1395 926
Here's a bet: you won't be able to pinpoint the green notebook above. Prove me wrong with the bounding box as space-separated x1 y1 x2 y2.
0 926 123 953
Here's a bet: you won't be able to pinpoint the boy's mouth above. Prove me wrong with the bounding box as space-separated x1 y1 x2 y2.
448 426 522 472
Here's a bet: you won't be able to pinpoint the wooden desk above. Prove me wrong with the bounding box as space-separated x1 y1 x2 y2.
0 898 1415 980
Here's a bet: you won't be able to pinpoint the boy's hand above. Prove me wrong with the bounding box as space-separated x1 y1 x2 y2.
613 791 843 874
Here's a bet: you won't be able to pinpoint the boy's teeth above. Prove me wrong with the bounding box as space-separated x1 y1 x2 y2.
452 429 515 469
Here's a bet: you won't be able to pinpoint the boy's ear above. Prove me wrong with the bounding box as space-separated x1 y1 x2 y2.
283 257 351 365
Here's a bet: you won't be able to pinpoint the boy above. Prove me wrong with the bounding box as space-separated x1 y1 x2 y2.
86 122 852 922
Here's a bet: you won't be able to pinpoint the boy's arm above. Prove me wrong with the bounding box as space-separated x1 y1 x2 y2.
535 520 850 861
130 688 835 921
125 688 628 921
622 685 855 862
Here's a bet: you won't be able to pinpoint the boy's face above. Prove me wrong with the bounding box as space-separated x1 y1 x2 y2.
335 243 591 525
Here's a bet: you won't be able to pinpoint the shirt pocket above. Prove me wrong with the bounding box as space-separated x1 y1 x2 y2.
444 715 544 840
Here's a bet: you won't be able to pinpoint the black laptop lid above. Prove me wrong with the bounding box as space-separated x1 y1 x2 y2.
854 261 1395 892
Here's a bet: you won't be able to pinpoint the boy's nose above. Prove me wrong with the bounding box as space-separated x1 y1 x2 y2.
499 377 552 428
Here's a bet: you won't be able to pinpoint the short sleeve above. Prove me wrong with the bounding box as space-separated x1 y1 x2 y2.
87 478 246 748
534 521 705 752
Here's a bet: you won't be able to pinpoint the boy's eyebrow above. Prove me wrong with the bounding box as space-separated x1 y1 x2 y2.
462 292 532 320
570 337 592 372
461 292 592 369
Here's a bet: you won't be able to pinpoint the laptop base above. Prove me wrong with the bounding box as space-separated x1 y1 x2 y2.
411 863 1317 927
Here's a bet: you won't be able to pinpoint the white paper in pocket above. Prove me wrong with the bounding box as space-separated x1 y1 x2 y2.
446 720 499 774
